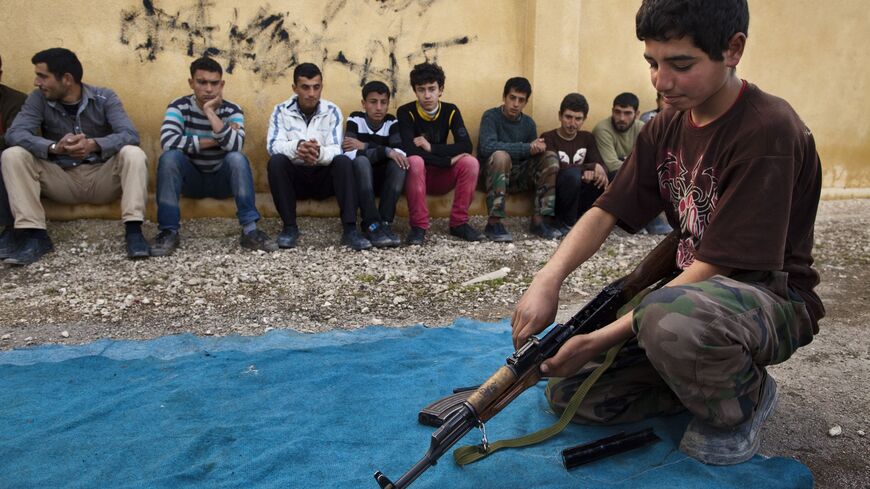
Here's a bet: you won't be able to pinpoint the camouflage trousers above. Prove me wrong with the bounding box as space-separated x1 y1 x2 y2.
546 271 815 428
484 150 558 218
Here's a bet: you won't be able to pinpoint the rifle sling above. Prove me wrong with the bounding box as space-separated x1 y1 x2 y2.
453 338 627 466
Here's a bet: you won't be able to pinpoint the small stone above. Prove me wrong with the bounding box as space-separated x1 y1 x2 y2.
1 334 10 340
361 307 370 314
264 326 275 333
24 336 33 342
204 329 214 336
393 296 406 305
828 425 843 437
60 331 70 338
857 430 865 437
371 318 384 325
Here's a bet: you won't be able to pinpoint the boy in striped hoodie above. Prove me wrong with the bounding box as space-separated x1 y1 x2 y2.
152 57 274 256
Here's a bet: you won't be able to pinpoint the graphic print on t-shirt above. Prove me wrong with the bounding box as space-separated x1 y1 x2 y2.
557 148 587 167
657 150 719 269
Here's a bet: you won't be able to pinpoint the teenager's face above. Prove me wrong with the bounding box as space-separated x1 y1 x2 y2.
189 69 224 107
559 109 586 137
293 75 323 113
362 91 390 123
643 35 741 114
610 105 637 132
413 81 442 111
502 88 528 119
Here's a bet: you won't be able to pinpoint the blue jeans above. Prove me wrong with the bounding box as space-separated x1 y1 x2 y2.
156 150 260 231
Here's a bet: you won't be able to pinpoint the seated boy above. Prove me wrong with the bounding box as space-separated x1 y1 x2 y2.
512 0 823 466
477 77 561 243
336 81 408 248
397 62 483 245
539 93 607 230
152 56 274 256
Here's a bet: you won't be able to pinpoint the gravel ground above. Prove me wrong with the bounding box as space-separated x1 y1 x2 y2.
1 199 867 488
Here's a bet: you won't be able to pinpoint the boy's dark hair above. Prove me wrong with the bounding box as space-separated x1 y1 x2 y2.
613 92 640 111
635 0 749 61
293 63 322 84
559 93 589 116
409 62 445 89
362 80 390 100
503 77 532 98
31 48 83 84
189 56 223 77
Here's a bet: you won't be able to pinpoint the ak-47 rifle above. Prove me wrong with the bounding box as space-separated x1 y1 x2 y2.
373 231 679 489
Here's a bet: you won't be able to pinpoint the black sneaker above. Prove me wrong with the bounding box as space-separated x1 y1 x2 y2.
679 371 779 465
126 232 151 259
484 222 513 243
381 222 401 247
150 229 180 257
529 220 562 240
277 225 299 249
449 223 484 242
405 226 426 246
363 222 394 248
0 228 20 259
342 228 373 251
240 229 278 252
5 234 53 266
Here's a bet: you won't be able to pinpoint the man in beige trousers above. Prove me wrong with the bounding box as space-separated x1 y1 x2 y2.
1 47 148 265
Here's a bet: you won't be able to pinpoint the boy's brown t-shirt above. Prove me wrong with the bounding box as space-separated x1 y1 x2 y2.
595 82 824 328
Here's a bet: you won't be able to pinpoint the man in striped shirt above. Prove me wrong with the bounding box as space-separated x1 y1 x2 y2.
152 57 274 256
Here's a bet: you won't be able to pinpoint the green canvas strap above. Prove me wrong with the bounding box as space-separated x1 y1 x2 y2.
453 338 628 466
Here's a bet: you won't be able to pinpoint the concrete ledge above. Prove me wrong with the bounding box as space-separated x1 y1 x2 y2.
820 188 870 200
43 191 535 221
41 188 867 221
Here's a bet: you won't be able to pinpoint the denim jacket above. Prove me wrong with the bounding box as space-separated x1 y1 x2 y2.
6 84 140 168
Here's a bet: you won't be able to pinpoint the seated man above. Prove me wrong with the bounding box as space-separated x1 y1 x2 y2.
266 62 370 251
539 93 607 230
0 52 28 259
337 80 408 248
152 56 275 256
593 91 671 234
591 92 644 180
2 48 149 265
478 77 561 243
398 62 482 245
513 0 822 466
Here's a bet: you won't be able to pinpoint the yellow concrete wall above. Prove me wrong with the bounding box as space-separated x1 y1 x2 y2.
0 0 866 221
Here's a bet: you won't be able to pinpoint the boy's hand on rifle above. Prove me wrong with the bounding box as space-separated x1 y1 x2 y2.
539 334 600 377
511 277 560 350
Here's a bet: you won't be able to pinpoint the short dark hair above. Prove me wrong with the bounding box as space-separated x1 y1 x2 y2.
362 80 390 100
189 56 222 78
409 62 445 89
559 93 589 116
636 0 749 61
31 48 83 84
503 77 532 98
613 92 640 111
293 63 322 84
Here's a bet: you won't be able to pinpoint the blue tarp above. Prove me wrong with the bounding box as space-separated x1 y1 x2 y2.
0 319 813 488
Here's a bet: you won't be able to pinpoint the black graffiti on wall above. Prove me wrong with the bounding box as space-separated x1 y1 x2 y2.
119 0 474 91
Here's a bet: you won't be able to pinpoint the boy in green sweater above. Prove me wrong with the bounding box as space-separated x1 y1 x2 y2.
477 77 561 242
